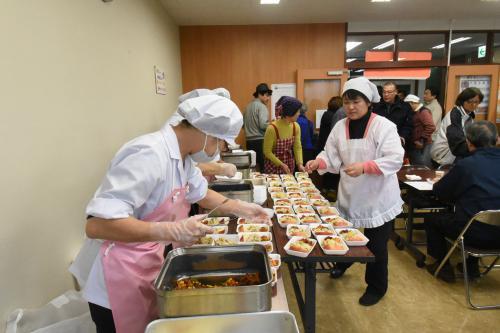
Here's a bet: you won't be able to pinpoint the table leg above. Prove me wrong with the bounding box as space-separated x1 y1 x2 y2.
406 198 414 243
303 262 316 333
287 262 304 316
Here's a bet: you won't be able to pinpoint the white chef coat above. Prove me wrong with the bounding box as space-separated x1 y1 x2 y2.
317 115 404 228
69 124 208 308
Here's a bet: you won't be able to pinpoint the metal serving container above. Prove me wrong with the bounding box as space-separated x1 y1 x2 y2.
154 245 272 318
209 180 254 204
145 311 299 333
221 151 252 169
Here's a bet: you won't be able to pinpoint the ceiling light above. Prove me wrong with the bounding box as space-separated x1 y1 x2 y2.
373 39 404 50
346 58 357 63
346 42 362 52
431 36 471 49
371 0 391 2
260 0 280 4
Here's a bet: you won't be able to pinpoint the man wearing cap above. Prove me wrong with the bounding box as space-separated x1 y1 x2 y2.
405 94 436 168
69 94 270 333
244 83 273 171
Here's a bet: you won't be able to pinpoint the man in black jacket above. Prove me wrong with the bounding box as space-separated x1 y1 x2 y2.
373 82 413 147
425 121 500 282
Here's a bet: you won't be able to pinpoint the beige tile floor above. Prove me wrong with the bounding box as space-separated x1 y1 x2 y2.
281 227 500 333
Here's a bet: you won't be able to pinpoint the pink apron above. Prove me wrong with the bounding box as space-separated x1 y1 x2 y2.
100 186 190 333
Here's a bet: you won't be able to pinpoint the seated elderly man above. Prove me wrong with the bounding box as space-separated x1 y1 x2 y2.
425 121 500 282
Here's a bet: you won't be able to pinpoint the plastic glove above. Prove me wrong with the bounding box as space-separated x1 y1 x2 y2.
219 163 237 177
231 200 271 225
150 214 212 244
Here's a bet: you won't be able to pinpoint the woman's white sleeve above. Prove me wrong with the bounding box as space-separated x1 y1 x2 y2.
373 124 404 176
86 148 161 219
316 126 342 175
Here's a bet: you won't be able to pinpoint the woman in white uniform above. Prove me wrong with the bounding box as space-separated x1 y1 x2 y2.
70 93 270 333
306 77 404 306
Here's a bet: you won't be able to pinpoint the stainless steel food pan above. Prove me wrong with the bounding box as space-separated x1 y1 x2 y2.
154 245 272 318
145 311 299 333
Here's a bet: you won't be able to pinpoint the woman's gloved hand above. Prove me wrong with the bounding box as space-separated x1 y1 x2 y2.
219 163 237 177
150 215 212 244
231 200 271 225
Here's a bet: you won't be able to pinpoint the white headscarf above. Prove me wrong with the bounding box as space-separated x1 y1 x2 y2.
177 95 243 146
342 77 380 103
170 88 232 125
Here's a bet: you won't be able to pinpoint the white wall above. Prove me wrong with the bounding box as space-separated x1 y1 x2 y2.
0 0 182 324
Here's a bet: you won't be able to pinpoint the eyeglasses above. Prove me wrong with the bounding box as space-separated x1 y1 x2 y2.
465 99 480 105
382 90 396 95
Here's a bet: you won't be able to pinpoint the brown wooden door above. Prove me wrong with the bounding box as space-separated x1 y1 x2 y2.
445 65 500 123
297 69 348 129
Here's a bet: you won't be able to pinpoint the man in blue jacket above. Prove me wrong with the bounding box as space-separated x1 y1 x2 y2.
425 121 500 282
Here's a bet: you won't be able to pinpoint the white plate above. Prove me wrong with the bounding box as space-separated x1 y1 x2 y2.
191 236 215 247
268 186 285 193
309 223 336 237
210 225 228 235
237 217 270 225
286 224 311 239
284 237 317 258
287 191 305 199
236 224 270 233
310 199 330 207
293 205 315 215
201 217 230 226
214 171 243 183
301 187 320 194
297 213 322 225
276 214 300 228
295 172 310 179
267 181 283 187
268 253 281 269
316 235 349 255
273 198 293 207
336 228 369 246
271 267 278 287
290 198 310 206
238 232 273 242
316 206 340 216
270 192 288 199
306 193 325 200
274 205 294 215
321 215 353 228
208 234 239 246
283 181 299 187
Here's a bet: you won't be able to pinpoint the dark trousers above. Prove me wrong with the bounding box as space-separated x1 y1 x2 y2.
336 221 393 296
89 303 116 333
302 148 316 164
425 214 500 269
246 139 264 172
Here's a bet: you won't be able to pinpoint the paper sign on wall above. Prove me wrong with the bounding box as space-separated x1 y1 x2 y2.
271 83 296 120
154 66 166 95
315 109 326 129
